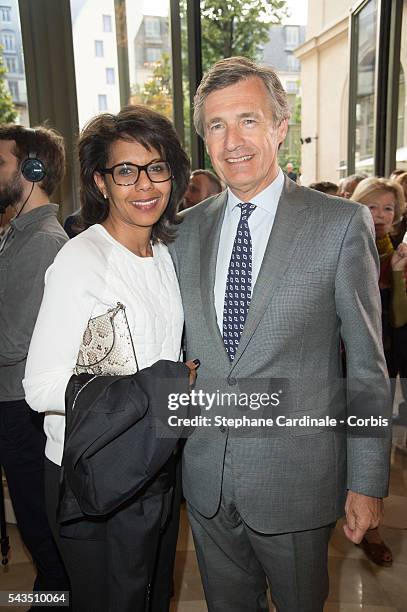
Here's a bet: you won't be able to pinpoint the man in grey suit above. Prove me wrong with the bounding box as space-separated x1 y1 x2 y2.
171 57 391 611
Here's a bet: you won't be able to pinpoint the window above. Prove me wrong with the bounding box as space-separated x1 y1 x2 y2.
144 17 160 39
350 0 377 174
287 54 300 72
106 67 115 84
285 26 299 48
8 79 18 100
98 94 107 111
145 47 161 63
286 81 298 94
94 40 104 57
102 14 112 32
5 55 17 73
0 5 11 21
396 0 407 169
1 32 14 50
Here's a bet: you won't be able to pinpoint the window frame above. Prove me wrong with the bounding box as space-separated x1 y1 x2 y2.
0 5 11 22
144 16 161 39
347 0 403 176
105 67 115 85
94 39 104 57
98 93 108 111
285 26 299 49
102 14 112 33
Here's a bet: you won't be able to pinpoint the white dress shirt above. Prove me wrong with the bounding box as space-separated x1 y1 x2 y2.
214 168 284 331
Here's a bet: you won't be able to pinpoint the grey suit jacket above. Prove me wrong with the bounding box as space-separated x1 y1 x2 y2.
171 176 391 534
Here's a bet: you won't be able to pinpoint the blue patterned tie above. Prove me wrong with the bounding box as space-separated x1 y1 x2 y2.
223 202 256 360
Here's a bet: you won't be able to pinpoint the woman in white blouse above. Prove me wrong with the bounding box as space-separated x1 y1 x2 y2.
24 106 196 611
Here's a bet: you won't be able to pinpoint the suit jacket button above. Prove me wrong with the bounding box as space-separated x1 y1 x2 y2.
219 426 226 433
227 377 237 386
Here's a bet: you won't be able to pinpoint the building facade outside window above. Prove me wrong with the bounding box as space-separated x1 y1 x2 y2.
128 3 173 121
71 0 120 128
0 0 28 125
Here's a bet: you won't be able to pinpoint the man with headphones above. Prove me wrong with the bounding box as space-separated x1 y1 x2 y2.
0 125 69 594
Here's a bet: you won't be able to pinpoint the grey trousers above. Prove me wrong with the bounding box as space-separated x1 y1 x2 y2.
187 444 333 612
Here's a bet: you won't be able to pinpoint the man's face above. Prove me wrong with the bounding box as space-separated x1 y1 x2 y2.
184 173 215 208
203 77 288 201
286 163 294 173
0 140 24 212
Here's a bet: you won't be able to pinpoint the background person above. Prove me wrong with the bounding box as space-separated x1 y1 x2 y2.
390 169 406 180
285 161 298 182
338 173 367 198
171 56 391 612
183 168 222 209
352 176 407 566
24 106 196 611
63 208 85 239
0 124 69 593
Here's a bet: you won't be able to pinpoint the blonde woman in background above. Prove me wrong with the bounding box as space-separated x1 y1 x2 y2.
352 177 407 566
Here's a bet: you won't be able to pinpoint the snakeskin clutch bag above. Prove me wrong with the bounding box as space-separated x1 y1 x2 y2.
74 302 139 376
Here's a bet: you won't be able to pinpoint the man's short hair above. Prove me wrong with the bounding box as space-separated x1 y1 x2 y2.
338 173 367 197
0 124 65 196
309 181 338 195
193 56 291 138
191 169 223 193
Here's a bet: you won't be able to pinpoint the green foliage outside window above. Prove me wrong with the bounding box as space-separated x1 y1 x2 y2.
0 46 17 124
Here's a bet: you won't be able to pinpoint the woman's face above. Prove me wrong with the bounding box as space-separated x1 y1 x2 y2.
95 138 172 234
365 190 396 239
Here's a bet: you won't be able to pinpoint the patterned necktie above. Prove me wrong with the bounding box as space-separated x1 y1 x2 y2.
223 202 256 360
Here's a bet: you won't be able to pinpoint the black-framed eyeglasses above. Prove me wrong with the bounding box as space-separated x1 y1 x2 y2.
99 161 172 186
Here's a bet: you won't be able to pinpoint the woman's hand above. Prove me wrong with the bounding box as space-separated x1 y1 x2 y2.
391 243 407 271
185 359 200 386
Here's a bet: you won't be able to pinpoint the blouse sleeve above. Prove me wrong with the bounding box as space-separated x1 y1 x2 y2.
23 237 105 413
391 270 407 328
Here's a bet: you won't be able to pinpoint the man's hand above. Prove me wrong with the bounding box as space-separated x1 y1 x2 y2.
343 490 384 543
185 359 200 386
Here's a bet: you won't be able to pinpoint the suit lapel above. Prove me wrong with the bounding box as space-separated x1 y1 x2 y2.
230 176 309 370
199 192 231 365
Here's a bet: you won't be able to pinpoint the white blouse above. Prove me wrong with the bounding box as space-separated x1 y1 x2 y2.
24 224 184 465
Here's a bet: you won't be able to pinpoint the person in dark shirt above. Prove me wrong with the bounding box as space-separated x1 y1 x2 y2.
285 161 298 182
0 124 69 592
